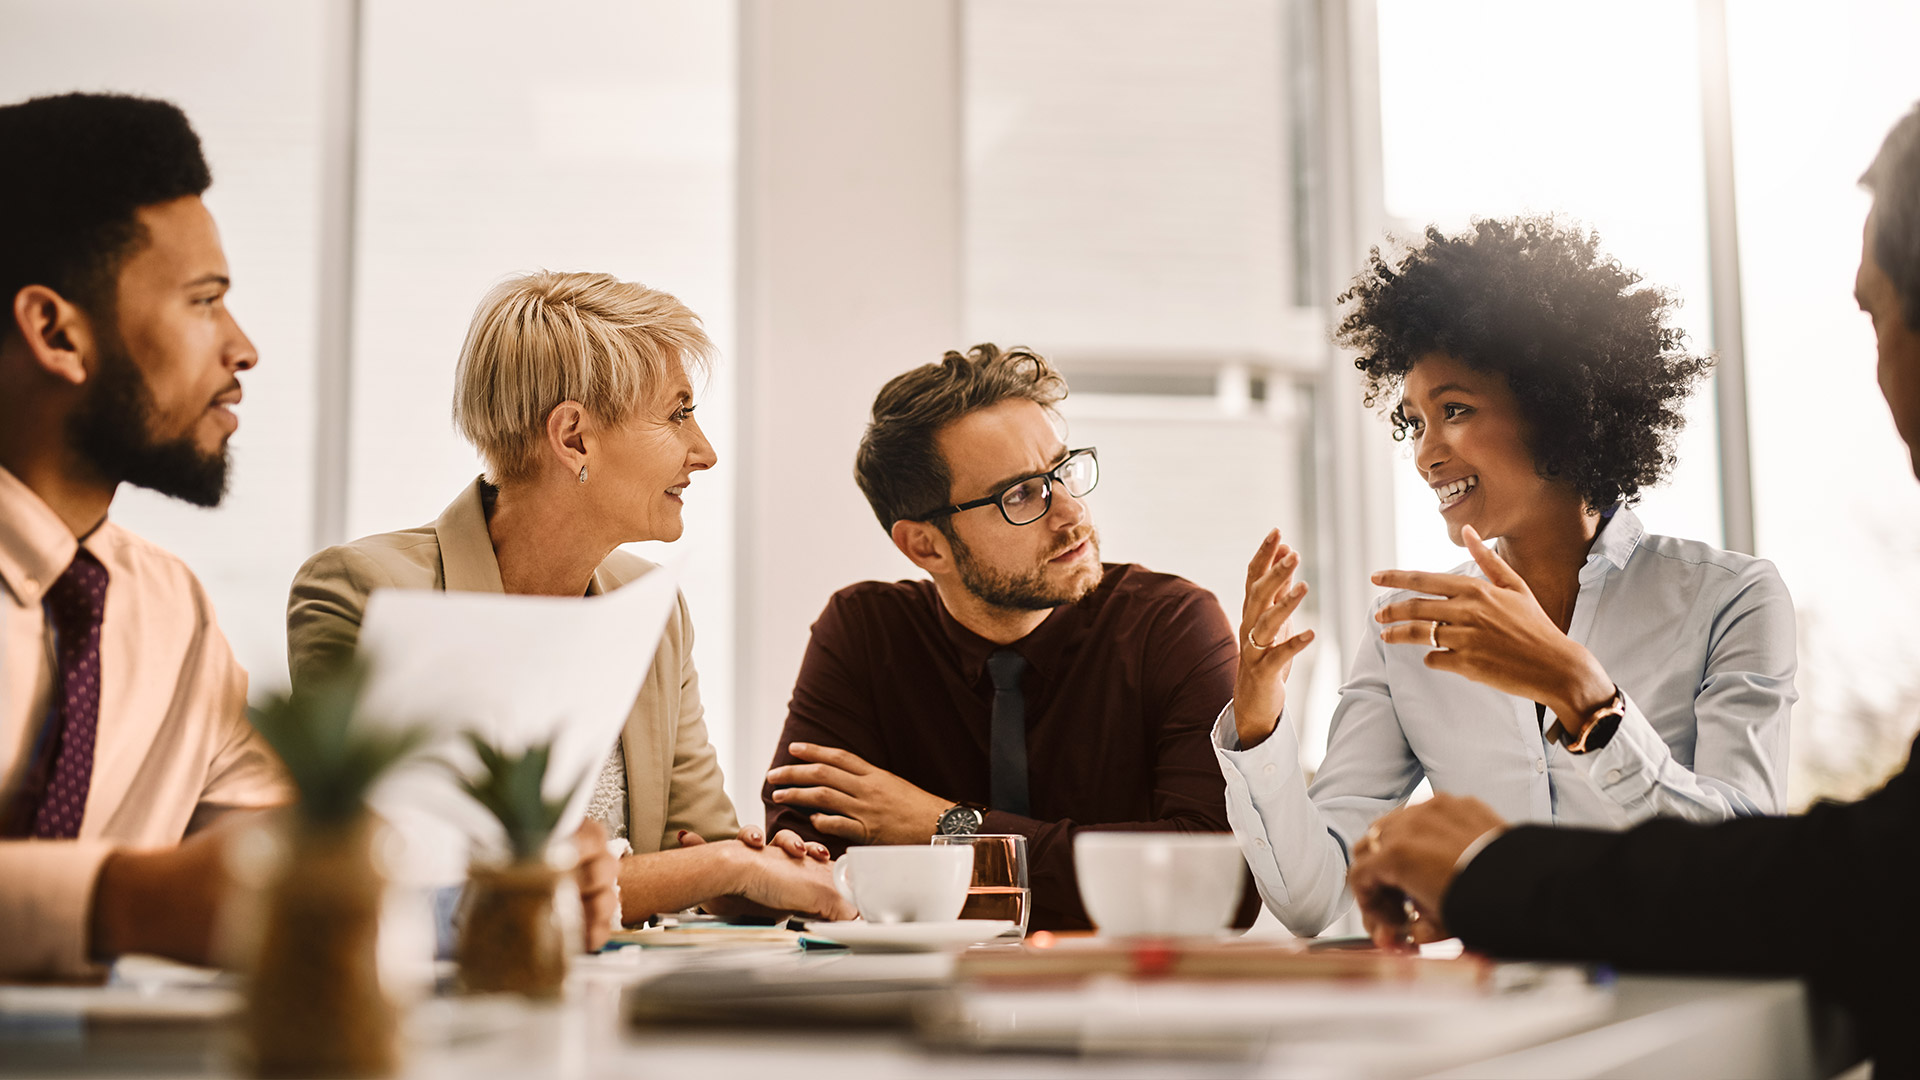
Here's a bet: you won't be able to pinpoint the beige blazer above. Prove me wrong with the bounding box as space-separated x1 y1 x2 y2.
285 479 739 853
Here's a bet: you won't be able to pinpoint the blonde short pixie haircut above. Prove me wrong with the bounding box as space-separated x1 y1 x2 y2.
453 271 714 484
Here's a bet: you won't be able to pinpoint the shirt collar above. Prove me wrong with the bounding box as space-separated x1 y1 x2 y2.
0 465 82 608
433 477 508 594
1579 502 1645 584
938 566 1109 684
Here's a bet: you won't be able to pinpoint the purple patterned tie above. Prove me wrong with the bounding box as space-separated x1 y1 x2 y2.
30 549 109 838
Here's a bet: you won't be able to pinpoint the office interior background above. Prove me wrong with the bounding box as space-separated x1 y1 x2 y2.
6 0 1917 820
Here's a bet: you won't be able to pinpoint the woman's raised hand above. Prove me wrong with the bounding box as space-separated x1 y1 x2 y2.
1371 525 1614 724
1234 528 1316 750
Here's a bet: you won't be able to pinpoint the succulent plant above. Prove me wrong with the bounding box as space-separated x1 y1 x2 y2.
248 660 429 829
455 735 589 863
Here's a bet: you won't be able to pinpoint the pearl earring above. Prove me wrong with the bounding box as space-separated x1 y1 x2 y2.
577 465 588 484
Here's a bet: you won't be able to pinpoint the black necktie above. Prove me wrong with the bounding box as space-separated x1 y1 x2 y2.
987 648 1030 817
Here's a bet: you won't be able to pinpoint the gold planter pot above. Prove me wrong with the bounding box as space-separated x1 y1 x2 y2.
243 814 399 1078
456 860 568 999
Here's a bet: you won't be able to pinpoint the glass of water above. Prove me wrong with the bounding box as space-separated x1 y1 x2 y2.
930 833 1029 938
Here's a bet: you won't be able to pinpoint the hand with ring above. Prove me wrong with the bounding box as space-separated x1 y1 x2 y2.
1371 525 1616 725
1233 528 1317 750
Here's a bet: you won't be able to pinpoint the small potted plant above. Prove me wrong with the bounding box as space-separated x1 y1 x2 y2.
243 662 426 1079
451 735 587 999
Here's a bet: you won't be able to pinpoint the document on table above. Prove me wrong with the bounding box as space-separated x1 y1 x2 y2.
353 562 680 887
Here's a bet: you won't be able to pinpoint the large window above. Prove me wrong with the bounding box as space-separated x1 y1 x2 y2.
1727 1 1920 802
1375 0 1723 575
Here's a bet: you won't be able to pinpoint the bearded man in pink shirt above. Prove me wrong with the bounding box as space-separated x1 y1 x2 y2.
0 91 294 976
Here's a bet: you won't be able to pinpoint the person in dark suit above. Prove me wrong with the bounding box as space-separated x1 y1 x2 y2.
1342 102 1920 1078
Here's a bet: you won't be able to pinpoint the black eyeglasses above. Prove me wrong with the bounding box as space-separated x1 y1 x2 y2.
913 447 1100 527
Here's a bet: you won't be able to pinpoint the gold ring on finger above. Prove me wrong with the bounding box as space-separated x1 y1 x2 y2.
1247 629 1281 651
1428 620 1445 650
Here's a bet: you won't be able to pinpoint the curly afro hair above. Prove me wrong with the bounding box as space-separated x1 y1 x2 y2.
1336 217 1712 510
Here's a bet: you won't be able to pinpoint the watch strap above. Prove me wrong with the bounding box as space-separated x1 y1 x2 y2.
1558 686 1626 754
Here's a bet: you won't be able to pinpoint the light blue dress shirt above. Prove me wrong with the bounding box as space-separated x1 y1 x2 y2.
1214 507 1796 936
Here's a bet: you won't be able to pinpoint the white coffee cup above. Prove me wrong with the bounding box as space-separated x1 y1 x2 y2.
1073 833 1246 937
831 845 975 923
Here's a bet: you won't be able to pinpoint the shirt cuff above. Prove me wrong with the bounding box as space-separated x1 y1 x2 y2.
1213 702 1301 799
1564 691 1664 808
0 840 118 977
1452 826 1508 877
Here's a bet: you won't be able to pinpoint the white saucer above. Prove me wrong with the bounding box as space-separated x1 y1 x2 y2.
803 920 1017 952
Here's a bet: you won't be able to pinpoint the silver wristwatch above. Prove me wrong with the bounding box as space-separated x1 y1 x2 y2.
936 803 985 836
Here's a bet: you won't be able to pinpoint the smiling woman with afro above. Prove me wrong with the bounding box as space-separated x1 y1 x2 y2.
1339 216 1712 511
1214 214 1797 941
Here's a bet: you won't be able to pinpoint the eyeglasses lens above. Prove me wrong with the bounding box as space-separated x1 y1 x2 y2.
1059 452 1098 498
1000 476 1051 526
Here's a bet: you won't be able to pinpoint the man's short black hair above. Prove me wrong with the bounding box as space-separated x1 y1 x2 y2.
1862 102 1920 333
1337 216 1713 511
0 92 211 338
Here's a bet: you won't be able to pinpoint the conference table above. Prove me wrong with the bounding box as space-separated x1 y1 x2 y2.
0 936 1851 1080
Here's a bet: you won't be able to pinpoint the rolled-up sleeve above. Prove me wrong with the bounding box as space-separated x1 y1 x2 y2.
1558 559 1794 821
0 840 117 976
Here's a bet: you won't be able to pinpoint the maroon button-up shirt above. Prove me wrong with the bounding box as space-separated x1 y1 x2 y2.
763 562 1258 931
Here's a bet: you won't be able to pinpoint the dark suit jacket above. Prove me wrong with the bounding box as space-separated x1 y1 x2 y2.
1445 735 1919 1075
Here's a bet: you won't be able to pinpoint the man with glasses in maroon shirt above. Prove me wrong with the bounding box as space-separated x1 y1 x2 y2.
762 344 1258 931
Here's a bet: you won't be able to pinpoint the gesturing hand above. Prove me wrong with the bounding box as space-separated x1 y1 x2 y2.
1233 528 1316 750
766 743 951 846
1372 525 1614 725
1346 794 1508 952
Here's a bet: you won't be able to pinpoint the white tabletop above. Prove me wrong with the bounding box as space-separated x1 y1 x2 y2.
0 948 1834 1079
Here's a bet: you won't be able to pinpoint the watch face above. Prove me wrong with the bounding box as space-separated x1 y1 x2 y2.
938 806 982 835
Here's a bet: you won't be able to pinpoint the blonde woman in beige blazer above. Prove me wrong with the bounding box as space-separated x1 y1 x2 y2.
288 271 850 925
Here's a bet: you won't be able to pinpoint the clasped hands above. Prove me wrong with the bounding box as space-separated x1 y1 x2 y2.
766 742 952 846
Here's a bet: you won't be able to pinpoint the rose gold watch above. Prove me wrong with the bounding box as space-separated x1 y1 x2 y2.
1556 686 1626 754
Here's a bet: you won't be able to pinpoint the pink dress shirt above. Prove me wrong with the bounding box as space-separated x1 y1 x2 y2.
0 466 288 976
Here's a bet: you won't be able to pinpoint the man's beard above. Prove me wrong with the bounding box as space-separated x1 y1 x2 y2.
66 332 230 508
950 527 1101 612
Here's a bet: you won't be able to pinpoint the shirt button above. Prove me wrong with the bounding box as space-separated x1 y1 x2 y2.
1254 838 1268 848
1262 763 1277 776
1534 759 1546 774
1606 769 1622 784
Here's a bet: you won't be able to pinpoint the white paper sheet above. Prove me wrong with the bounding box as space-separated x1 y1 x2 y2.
353 563 680 887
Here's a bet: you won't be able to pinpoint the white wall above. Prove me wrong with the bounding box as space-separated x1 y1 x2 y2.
734 0 964 809
965 0 1295 355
